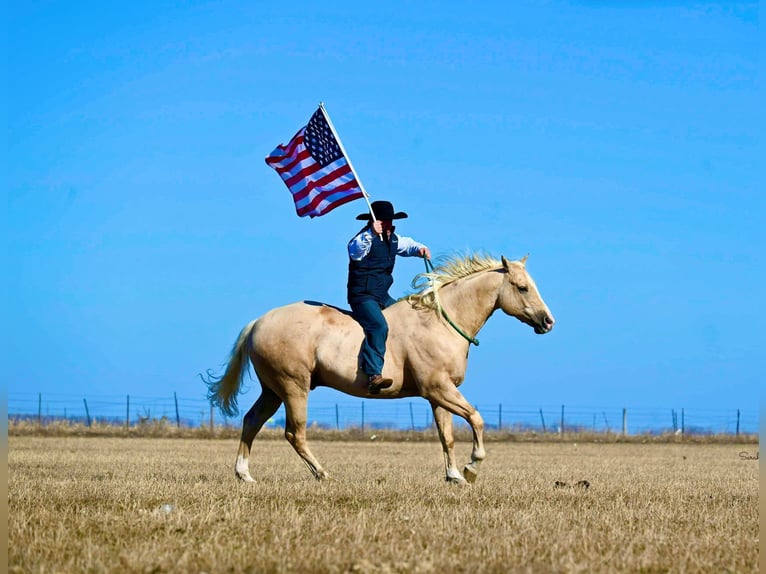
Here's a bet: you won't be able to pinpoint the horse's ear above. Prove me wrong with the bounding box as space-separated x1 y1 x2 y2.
501 255 510 270
520 254 529 267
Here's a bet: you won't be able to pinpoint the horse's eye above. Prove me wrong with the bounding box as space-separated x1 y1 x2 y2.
518 285 529 293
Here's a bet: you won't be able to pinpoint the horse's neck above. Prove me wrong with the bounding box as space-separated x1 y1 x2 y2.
438 270 502 338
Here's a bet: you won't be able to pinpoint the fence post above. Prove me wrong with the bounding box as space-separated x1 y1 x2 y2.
210 405 214 432
681 408 685 436
539 408 546 433
736 409 740 436
174 392 181 428
498 403 502 430
603 412 610 433
83 398 91 427
672 409 677 432
361 402 365 432
409 403 415 431
126 395 130 431
560 405 565 435
335 404 340 430
622 408 627 436
38 393 42 427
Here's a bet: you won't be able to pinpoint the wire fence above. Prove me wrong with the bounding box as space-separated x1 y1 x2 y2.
7 392 759 436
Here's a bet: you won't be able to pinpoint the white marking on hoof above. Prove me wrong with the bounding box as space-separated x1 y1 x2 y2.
446 475 468 485
235 455 255 482
446 467 467 485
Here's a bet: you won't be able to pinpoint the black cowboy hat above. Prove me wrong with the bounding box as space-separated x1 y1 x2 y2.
356 200 408 221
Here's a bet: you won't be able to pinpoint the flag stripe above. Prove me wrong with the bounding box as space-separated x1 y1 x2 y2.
271 149 314 181
297 187 365 218
273 151 310 175
292 162 354 203
294 174 360 211
268 143 310 173
298 196 363 218
265 129 305 167
284 158 322 189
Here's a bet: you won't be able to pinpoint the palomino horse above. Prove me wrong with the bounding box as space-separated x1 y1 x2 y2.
205 253 555 484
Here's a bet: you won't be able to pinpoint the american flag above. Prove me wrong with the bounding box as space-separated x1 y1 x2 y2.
265 107 364 218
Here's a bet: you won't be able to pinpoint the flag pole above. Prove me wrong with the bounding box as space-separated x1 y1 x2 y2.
318 102 378 222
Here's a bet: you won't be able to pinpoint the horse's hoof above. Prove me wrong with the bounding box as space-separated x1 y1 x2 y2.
445 475 468 485
462 465 478 483
236 473 255 483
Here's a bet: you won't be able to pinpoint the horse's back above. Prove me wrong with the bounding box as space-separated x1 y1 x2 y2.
254 300 352 341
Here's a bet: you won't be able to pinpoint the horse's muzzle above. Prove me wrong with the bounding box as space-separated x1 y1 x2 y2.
534 315 555 334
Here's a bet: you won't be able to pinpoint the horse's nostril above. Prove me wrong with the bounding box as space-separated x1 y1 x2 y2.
545 316 554 326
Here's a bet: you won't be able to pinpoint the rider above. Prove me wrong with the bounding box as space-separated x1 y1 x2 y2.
347 200 431 394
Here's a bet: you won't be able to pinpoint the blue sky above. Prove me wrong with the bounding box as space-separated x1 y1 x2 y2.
5 1 762 419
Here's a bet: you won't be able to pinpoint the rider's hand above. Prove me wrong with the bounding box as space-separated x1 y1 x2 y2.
420 247 431 260
371 220 384 234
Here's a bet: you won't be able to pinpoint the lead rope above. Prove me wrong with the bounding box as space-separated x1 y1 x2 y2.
423 257 480 346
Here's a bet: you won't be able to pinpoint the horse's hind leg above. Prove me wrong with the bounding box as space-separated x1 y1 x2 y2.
283 393 329 480
235 386 283 482
431 404 467 484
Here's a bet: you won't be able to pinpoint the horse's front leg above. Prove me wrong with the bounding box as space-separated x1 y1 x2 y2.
430 404 466 484
462 413 486 483
427 384 485 483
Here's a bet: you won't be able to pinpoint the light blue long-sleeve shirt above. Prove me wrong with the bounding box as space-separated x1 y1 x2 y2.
348 229 426 261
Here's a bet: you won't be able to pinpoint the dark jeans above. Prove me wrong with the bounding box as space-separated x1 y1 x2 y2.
350 295 396 377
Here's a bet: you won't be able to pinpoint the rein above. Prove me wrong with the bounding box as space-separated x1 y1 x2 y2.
423 258 480 346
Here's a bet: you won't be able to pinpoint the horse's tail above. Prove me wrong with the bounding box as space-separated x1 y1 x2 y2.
202 319 258 418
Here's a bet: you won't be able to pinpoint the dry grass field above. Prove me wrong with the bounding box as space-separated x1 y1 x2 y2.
8 435 759 573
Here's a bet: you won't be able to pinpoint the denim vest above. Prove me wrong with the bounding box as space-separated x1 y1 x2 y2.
347 232 399 305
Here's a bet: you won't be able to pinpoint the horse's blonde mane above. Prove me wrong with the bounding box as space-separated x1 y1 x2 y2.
406 252 502 311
